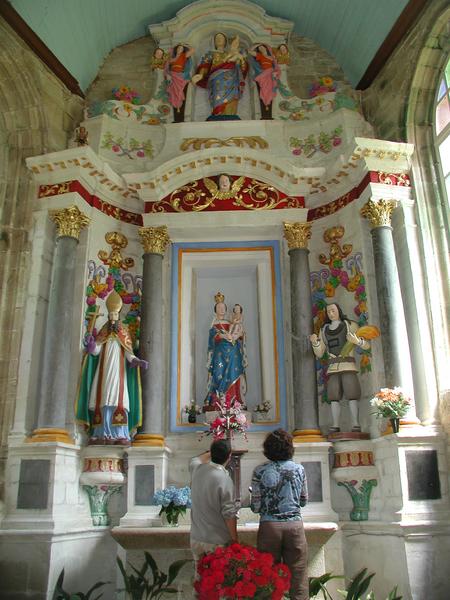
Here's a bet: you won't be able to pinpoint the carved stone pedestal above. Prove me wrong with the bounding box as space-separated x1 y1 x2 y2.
80 446 126 526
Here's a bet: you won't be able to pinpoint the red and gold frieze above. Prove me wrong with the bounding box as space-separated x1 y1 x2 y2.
145 176 305 213
38 180 143 226
333 450 374 468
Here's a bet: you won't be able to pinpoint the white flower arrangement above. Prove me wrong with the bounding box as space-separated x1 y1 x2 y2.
370 387 410 419
254 400 272 414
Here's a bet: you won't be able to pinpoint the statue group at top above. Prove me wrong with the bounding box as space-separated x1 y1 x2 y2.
153 33 290 122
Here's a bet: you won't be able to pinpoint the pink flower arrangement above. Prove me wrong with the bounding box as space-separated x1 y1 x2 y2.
204 395 249 441
112 85 141 105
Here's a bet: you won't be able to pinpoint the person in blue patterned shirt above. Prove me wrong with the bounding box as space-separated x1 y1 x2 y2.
250 429 308 600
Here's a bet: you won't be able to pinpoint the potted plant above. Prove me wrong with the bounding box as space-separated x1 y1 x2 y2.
152 485 191 526
117 551 191 600
184 400 202 423
370 387 411 433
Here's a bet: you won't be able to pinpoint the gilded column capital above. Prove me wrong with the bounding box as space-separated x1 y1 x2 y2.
360 199 397 228
283 222 312 250
49 205 90 240
139 225 171 255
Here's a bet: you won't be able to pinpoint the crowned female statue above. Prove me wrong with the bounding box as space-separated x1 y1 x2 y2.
205 292 247 408
192 32 248 120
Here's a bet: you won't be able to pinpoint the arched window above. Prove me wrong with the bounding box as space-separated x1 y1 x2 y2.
435 57 450 209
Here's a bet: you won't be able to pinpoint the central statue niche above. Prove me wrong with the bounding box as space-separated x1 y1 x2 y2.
191 32 249 121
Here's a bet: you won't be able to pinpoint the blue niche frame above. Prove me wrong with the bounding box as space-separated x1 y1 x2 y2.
170 240 287 432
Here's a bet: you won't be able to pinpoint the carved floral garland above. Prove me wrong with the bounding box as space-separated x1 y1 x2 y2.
101 132 153 159
290 126 343 157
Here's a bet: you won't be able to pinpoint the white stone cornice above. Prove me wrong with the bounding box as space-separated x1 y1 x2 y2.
25 146 141 210
149 0 293 49
354 137 415 172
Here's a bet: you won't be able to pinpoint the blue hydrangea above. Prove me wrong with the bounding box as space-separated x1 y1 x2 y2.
152 485 191 508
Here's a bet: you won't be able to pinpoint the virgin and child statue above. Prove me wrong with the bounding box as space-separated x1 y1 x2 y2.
205 292 247 408
192 32 248 120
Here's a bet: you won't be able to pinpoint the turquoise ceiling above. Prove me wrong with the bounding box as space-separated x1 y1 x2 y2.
10 0 409 91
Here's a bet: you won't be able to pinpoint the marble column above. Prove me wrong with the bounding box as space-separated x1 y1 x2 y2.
361 199 418 423
284 223 325 442
31 206 90 443
133 226 170 447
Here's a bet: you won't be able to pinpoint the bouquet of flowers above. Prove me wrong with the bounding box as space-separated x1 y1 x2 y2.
112 85 141 104
184 400 202 419
152 485 191 525
254 400 272 414
370 387 411 419
204 395 249 441
195 542 291 600
308 76 336 97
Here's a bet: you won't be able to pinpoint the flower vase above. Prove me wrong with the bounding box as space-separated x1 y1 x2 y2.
162 512 180 527
188 413 197 423
390 417 400 433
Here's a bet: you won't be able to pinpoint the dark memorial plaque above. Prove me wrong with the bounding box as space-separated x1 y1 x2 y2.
302 461 323 503
17 459 50 509
135 465 155 506
406 450 441 501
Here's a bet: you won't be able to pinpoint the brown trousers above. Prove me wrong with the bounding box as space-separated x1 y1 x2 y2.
257 520 309 600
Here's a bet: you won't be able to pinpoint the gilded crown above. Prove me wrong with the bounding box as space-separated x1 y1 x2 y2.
214 291 225 304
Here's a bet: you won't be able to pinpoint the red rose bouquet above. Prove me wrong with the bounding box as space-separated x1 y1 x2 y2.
195 543 291 599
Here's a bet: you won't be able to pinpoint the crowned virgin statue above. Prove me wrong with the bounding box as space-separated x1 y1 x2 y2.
192 32 248 120
205 292 247 408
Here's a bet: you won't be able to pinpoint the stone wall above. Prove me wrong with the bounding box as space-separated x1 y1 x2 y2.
362 0 449 141
0 17 84 511
86 36 156 105
362 0 450 434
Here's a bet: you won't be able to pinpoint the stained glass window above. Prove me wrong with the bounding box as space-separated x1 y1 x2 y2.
435 57 450 208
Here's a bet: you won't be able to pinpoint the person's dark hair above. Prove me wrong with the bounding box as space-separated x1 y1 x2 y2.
324 302 348 324
172 44 187 57
210 439 231 465
233 303 243 314
263 429 294 461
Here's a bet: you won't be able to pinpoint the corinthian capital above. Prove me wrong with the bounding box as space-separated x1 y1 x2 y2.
49 205 90 240
360 199 397 228
283 222 312 250
139 225 171 255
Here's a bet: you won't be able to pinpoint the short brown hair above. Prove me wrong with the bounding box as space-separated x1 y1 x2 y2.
263 429 294 461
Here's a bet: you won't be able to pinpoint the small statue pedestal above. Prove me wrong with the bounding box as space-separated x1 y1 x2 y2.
227 449 248 505
328 431 370 442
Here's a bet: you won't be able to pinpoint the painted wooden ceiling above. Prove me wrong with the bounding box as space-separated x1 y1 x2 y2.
9 0 409 92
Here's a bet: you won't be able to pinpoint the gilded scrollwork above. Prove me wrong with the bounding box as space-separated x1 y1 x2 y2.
319 226 353 267
237 181 301 211
98 232 135 270
360 199 397 228
49 205 90 240
180 136 269 151
39 182 71 197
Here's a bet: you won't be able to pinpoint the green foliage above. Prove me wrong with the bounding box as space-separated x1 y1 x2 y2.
52 569 108 600
117 551 192 599
309 569 402 600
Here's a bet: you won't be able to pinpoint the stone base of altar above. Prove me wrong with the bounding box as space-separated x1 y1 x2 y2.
112 521 342 600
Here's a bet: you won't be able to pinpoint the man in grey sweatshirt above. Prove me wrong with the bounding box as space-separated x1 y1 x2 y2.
189 440 238 569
